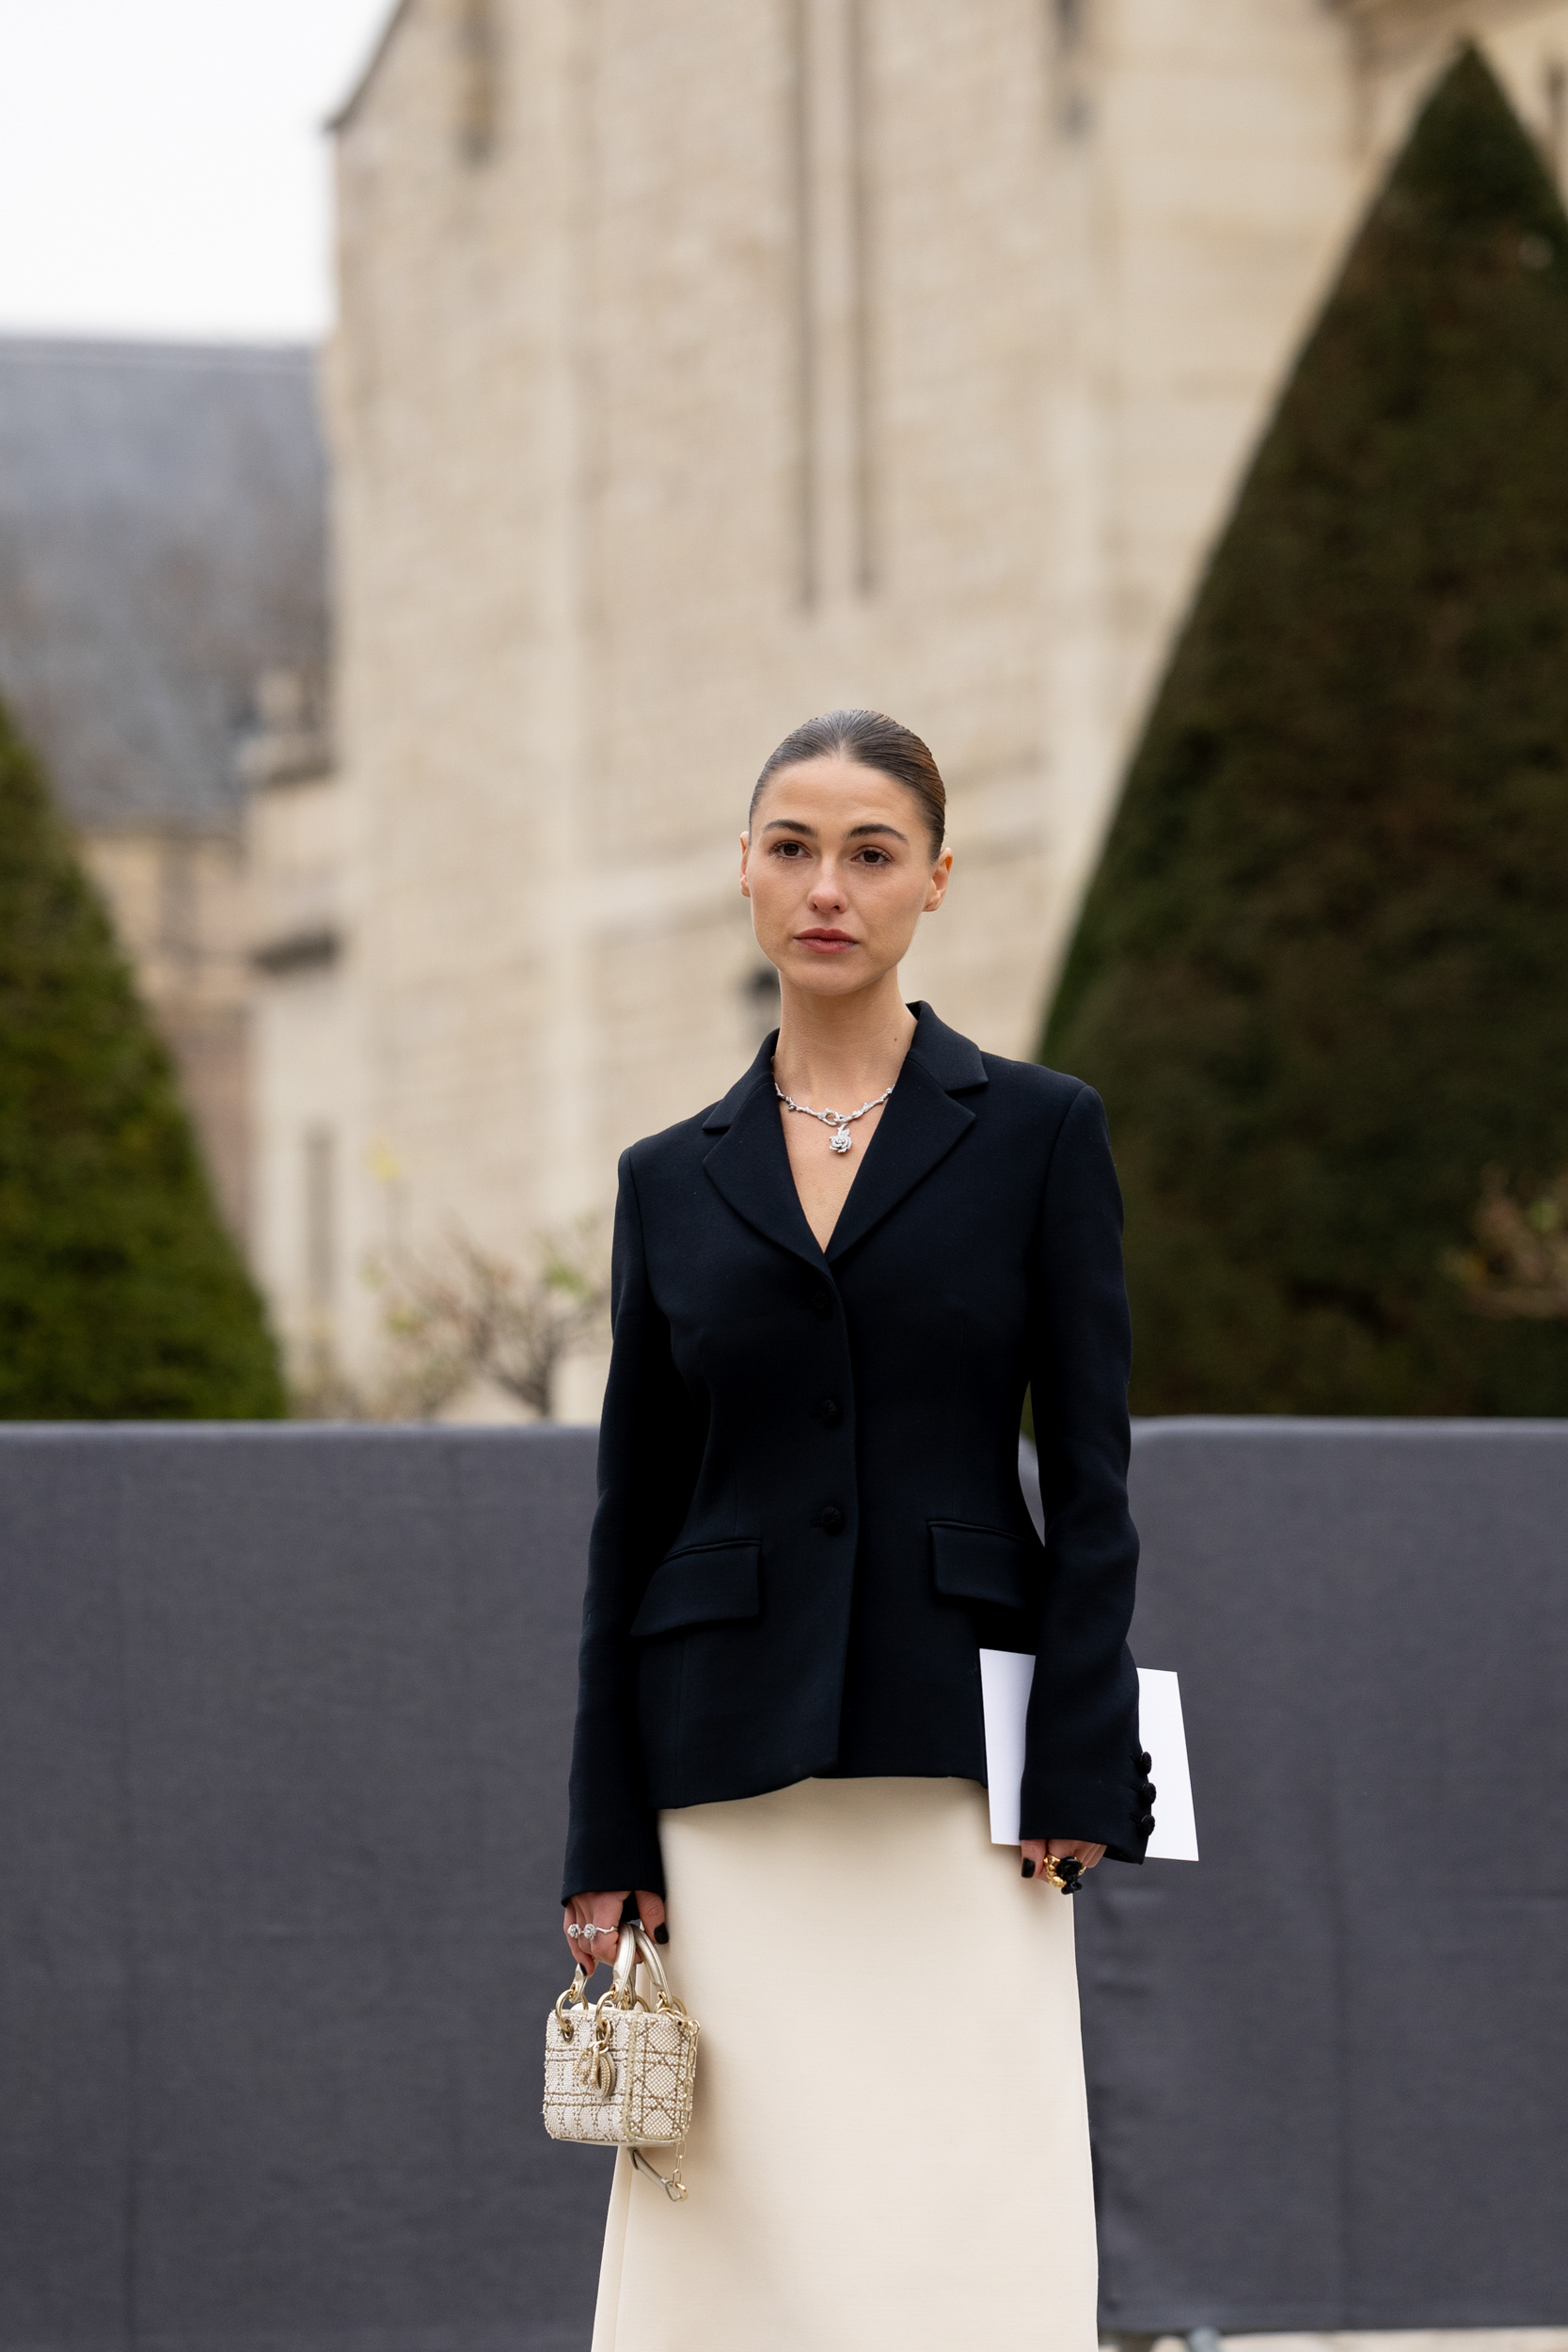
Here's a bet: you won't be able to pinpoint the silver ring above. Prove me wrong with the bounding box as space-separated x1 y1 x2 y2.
567 1921 616 1940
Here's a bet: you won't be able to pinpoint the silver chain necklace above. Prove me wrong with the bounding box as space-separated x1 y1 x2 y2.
773 1074 895 1154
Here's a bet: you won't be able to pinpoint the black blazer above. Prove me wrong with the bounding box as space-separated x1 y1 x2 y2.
562 1004 1148 1900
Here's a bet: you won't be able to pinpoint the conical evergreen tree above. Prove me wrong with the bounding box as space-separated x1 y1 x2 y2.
0 698 284 1417
1042 46 1568 1415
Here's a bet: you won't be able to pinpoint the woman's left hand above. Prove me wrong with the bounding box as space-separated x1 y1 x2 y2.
562 1885 668 1975
1022 1836 1106 1883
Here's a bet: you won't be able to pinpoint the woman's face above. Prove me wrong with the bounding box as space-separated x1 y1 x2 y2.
740 755 951 997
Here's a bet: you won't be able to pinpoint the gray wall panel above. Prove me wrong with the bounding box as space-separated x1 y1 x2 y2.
2 1420 1564 2346
0 1427 610 2352
0 1438 132 2347
1080 1419 1568 2334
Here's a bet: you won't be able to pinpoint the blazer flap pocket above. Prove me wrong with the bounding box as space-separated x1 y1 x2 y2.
629 1539 762 1638
929 1520 1036 1611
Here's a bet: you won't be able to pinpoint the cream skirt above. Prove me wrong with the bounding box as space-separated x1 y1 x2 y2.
590 1775 1099 2352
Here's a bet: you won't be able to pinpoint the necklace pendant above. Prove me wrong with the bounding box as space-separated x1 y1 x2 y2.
829 1128 853 1155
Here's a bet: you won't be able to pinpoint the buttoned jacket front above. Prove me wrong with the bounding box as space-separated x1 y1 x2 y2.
562 1004 1149 1901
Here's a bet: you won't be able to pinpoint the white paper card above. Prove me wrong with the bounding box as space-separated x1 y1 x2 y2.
979 1651 1199 1860
1135 1668 1199 1861
979 1648 1037 1845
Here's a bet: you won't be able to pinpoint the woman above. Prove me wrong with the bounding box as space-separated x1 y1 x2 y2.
562 709 1153 2351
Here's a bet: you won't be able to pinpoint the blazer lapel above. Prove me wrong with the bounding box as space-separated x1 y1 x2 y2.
823 1050 975 1265
702 1045 826 1271
699 1004 989 1272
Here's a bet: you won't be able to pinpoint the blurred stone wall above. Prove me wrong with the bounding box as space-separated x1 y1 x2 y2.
254 0 1568 1394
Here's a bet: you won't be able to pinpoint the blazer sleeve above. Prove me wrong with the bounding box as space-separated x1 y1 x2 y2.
561 1151 705 1902
1020 1082 1148 1862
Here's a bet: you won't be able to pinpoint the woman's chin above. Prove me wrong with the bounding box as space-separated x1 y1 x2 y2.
779 950 881 994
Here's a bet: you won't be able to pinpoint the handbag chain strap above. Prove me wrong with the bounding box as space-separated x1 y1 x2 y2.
615 1923 692 2200
631 2144 689 2202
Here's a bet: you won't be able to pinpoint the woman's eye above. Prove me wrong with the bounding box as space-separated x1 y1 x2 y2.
857 849 890 866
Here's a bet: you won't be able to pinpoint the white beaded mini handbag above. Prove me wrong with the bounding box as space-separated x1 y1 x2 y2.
543 1922 700 2201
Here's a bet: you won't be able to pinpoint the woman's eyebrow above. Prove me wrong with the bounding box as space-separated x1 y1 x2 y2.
760 816 910 844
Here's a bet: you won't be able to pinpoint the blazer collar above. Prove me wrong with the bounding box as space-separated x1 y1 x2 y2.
700 1003 988 1270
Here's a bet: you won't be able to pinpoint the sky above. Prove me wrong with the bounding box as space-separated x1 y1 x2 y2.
0 0 394 344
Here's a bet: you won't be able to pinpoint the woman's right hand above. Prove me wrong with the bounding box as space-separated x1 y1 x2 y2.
563 1885 668 1974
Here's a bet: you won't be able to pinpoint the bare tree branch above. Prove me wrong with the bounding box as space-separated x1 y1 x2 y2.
290 1216 611 1420
1443 1166 1568 1320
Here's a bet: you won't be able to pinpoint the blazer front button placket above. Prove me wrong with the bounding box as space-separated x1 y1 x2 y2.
805 1274 855 1557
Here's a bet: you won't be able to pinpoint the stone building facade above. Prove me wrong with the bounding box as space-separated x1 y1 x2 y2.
250 0 1568 1402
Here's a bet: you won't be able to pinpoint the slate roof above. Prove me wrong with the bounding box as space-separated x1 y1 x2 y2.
0 336 327 836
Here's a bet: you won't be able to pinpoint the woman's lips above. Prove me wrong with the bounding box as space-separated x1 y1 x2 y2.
796 929 858 953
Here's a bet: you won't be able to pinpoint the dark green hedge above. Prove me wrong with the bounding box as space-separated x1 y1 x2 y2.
0 698 283 1418
1041 47 1568 1415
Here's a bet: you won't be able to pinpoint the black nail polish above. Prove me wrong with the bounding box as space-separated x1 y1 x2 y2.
1021 1858 1036 1880
654 1923 670 1946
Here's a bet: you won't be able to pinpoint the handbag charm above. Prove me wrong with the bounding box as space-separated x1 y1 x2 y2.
543 1922 700 2201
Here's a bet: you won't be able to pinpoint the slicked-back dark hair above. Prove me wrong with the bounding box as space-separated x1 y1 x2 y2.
748 708 946 853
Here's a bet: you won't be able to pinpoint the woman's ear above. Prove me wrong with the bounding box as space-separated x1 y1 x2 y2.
925 849 953 914
739 833 752 898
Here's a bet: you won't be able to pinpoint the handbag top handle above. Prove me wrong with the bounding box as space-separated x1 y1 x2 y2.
610 1920 679 2010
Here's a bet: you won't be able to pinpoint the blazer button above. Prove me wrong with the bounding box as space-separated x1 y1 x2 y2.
815 1397 842 1427
810 1284 833 1318
1138 1811 1156 1836
1138 1751 1152 1772
817 1504 846 1534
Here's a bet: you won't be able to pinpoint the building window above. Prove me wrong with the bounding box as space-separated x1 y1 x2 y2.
788 0 817 607
787 0 876 606
1051 0 1092 137
304 1126 335 1315
847 0 875 596
1054 0 1085 53
743 965 782 1045
158 839 198 965
455 0 499 164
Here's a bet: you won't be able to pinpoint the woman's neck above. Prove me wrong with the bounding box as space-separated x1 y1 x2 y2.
771 975 917 1105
